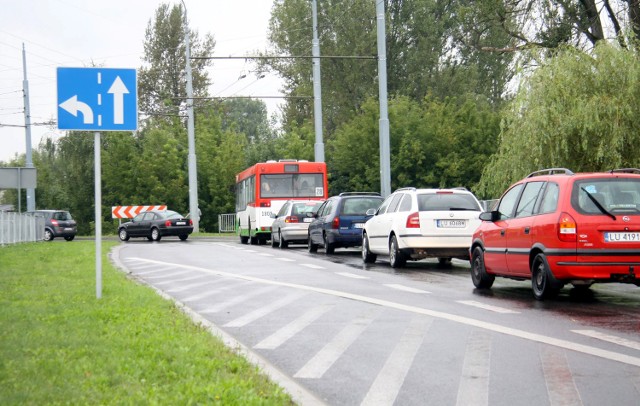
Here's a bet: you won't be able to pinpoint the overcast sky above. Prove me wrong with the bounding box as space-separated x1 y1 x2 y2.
0 0 282 162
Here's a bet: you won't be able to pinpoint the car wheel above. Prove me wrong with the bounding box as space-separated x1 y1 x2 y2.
279 232 288 249
437 257 452 267
250 236 258 245
43 229 54 241
118 228 130 242
389 235 406 268
308 234 318 253
64 236 75 241
362 233 377 264
178 234 188 241
151 227 162 242
240 235 249 244
471 247 494 289
147 236 153 241
271 232 278 248
532 253 561 300
323 233 335 254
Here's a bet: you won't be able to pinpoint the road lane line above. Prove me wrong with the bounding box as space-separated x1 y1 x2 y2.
224 291 307 328
571 330 640 351
276 257 296 262
384 284 430 294
199 285 278 314
301 264 325 270
361 316 431 406
456 330 492 406
336 272 369 279
294 312 376 379
457 300 520 314
254 304 334 350
540 346 583 406
127 258 640 368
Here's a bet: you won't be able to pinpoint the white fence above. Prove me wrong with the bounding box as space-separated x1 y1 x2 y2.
0 212 44 245
218 213 236 233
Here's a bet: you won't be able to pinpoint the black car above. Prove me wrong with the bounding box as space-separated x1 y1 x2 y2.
308 192 383 254
118 210 193 242
35 210 77 241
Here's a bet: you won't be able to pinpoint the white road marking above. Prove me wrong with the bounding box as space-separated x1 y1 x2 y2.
336 272 369 279
361 316 431 406
301 264 325 270
258 253 275 257
181 281 249 303
276 257 296 262
540 346 583 406
294 312 376 379
384 284 430 294
572 330 640 351
224 291 307 328
153 274 205 285
456 330 492 406
127 258 640 368
166 280 211 293
457 300 520 314
199 285 277 314
136 268 186 277
254 304 334 350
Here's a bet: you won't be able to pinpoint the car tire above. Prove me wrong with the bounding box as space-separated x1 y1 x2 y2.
389 235 406 268
43 229 54 241
271 232 278 248
279 232 288 249
64 236 75 241
323 233 335 254
362 233 377 264
119 228 130 242
151 227 162 242
308 234 318 253
471 247 494 289
240 235 249 244
179 234 188 241
437 257 452 267
250 236 258 245
532 253 561 300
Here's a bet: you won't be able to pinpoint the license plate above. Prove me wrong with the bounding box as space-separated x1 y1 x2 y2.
604 232 640 242
176 221 186 226
303 218 313 223
436 219 466 228
353 223 364 229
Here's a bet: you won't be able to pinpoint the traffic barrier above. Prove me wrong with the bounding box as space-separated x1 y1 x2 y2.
111 205 167 219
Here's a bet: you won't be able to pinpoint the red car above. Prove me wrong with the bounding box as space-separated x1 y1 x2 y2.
470 168 640 300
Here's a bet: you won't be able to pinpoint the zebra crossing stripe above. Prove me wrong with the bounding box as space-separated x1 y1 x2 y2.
456 330 492 406
540 346 583 406
199 285 277 314
572 330 640 351
254 304 334 350
224 291 307 328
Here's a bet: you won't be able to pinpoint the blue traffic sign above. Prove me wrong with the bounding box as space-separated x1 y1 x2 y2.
57 67 137 131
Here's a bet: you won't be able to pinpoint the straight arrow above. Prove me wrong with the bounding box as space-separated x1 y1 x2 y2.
108 76 129 124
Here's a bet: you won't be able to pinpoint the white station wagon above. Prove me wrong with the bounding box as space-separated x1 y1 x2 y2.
362 187 483 267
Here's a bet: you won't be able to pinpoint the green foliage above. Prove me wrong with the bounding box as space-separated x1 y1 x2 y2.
0 241 293 404
477 43 640 198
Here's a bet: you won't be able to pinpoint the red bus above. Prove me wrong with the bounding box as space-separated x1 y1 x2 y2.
235 160 328 244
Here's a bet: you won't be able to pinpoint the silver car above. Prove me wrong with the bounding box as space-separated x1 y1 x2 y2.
271 199 324 248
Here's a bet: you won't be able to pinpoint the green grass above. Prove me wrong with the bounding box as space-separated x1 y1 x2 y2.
0 241 293 405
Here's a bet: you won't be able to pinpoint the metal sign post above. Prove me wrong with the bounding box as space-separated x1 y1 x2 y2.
95 132 102 299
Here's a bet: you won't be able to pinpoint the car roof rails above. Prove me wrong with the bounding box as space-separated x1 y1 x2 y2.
394 187 417 193
609 168 640 174
526 168 574 178
338 192 381 196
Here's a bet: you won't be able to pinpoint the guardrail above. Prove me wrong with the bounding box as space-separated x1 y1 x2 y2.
0 212 44 245
218 213 236 233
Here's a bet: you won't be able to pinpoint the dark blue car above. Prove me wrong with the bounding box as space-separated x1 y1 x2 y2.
308 192 383 254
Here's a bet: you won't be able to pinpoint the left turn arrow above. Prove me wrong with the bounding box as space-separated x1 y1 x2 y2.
59 95 94 124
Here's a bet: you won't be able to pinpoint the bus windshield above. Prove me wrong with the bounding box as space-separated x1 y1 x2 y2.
260 173 324 198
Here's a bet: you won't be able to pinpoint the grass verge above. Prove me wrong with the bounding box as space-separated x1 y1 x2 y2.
0 241 293 405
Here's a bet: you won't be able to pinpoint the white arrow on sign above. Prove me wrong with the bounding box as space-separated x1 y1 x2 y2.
59 95 94 124
108 76 129 125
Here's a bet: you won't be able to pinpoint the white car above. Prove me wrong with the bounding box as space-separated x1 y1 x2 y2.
271 199 324 248
362 188 483 267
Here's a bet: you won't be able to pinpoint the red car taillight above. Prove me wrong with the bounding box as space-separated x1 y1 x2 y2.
189 219 193 226
165 220 172 227
558 212 577 242
285 216 299 223
51 219 59 226
406 212 420 228
332 217 340 229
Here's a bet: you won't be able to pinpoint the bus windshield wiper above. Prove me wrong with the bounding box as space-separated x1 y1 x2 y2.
581 187 616 221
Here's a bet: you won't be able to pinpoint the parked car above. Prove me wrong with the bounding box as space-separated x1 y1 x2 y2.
308 192 383 254
362 187 483 267
470 168 640 300
118 210 193 242
36 210 77 241
270 200 324 248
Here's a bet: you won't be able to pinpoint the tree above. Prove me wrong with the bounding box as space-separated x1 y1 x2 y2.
477 43 640 198
138 3 215 117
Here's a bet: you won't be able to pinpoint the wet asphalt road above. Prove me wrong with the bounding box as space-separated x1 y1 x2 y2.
112 237 640 405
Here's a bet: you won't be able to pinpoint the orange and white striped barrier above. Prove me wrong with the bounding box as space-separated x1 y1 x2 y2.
111 205 167 219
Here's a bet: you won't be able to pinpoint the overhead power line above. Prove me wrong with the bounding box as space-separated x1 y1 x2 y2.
192 55 377 60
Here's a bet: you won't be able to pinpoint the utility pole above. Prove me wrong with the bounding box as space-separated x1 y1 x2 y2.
311 0 324 162
376 0 391 197
22 44 35 212
181 1 199 232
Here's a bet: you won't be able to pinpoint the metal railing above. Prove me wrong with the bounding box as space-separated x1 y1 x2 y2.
218 213 236 233
0 211 44 245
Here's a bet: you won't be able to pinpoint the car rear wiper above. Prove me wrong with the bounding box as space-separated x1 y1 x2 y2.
581 187 616 221
449 207 479 211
